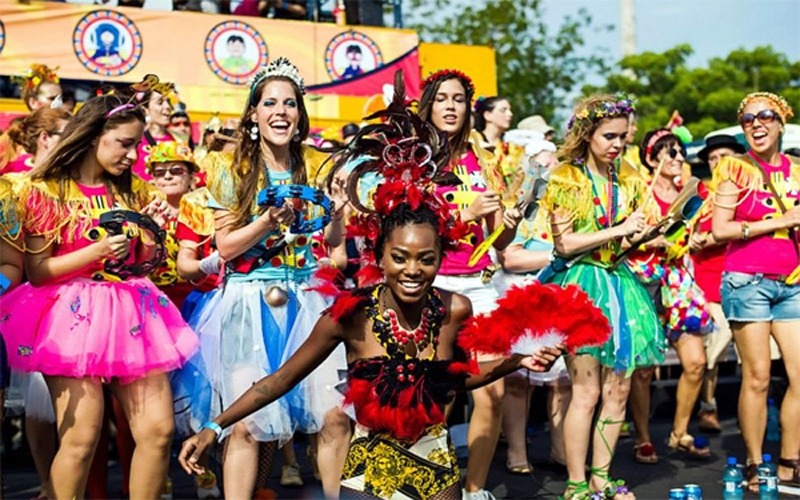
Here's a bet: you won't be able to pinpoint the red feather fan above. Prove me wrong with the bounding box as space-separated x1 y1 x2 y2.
459 282 610 357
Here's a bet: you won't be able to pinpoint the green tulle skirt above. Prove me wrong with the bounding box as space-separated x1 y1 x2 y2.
542 261 666 375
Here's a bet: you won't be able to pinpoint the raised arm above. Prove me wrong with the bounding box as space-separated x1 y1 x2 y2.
178 313 346 475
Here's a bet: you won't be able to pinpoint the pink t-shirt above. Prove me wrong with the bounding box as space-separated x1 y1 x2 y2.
435 150 492 274
724 153 800 276
55 184 138 279
2 153 35 175
133 132 173 181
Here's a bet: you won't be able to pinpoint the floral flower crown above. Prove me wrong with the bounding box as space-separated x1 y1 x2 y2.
14 64 60 91
249 57 306 104
422 69 476 99
738 92 794 122
567 95 636 133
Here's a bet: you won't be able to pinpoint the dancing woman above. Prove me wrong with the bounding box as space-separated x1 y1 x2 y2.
712 92 800 490
0 94 198 500
201 57 349 499
178 88 563 500
540 95 665 499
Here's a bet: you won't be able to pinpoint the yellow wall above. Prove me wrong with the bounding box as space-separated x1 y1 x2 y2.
419 42 498 98
0 43 497 130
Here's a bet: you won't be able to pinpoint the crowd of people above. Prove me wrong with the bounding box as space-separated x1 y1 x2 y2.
0 57 798 500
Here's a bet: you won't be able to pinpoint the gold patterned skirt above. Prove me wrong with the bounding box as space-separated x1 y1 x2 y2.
341 423 460 500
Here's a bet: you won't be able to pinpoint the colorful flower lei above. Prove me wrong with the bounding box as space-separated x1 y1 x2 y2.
566 95 636 133
421 69 476 98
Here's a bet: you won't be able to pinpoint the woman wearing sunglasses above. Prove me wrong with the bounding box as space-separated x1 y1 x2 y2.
626 129 713 465
712 92 800 491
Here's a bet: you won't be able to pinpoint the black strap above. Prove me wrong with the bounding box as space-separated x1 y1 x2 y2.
744 154 800 261
143 130 158 147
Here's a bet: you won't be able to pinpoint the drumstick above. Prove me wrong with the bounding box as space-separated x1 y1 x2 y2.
642 156 667 208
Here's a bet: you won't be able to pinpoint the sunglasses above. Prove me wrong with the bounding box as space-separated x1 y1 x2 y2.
740 109 780 128
667 147 684 159
152 165 189 178
171 120 190 127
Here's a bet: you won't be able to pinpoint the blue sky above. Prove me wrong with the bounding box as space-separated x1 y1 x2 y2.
542 0 799 68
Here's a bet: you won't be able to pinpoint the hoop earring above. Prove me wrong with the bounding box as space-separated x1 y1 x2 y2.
250 123 259 141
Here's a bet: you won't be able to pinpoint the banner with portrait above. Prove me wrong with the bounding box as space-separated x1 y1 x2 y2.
0 2 421 114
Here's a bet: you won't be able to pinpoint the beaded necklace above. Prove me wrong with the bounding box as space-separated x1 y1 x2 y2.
365 284 446 360
580 158 619 229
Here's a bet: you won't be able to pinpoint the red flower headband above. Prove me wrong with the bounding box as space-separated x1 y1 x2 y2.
645 129 674 157
422 69 476 98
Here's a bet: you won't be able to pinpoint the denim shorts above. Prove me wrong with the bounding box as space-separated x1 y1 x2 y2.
721 271 800 323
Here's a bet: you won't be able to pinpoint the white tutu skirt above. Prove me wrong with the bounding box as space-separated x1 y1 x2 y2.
4 371 56 422
171 288 224 437
196 279 346 445
494 270 570 385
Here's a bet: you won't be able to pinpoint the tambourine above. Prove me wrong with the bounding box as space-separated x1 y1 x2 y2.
257 184 332 234
99 210 167 280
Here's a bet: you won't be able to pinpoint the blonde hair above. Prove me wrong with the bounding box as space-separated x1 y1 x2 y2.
558 94 634 164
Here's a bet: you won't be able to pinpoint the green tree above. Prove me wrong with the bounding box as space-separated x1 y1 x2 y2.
584 45 800 142
404 0 613 123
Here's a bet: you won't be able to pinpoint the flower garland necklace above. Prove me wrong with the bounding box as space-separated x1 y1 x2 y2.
579 158 619 229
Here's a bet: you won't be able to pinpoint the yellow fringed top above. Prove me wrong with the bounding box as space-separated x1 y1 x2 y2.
541 160 647 232
711 154 800 194
0 176 22 246
17 175 159 245
204 146 332 214
178 188 215 237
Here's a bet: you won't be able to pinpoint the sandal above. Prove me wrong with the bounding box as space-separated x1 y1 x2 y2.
779 458 800 487
590 469 634 500
745 462 760 493
506 462 533 475
633 442 658 464
561 480 590 500
667 432 711 459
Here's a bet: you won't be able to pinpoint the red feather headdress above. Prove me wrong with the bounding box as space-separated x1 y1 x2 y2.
323 70 469 288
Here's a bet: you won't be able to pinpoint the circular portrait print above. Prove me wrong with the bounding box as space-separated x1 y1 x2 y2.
325 31 383 82
73 10 143 77
0 20 5 57
205 21 269 85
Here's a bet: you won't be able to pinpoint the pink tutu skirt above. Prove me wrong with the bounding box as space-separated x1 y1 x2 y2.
0 277 198 383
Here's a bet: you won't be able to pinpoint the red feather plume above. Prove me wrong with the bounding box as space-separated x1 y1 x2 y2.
459 283 610 356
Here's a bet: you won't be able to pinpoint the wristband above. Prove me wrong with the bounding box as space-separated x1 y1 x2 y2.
201 421 222 439
0 271 11 296
199 251 221 276
741 221 751 241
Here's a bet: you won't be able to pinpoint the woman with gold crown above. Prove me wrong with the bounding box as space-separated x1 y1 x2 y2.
198 56 351 498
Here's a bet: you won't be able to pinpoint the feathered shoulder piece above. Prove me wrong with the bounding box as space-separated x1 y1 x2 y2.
540 163 592 219
178 187 215 237
0 177 21 244
202 151 237 210
711 154 764 192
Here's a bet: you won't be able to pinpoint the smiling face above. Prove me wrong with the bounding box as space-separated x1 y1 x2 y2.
485 99 513 132
588 117 628 166
146 92 172 128
152 161 193 198
431 78 468 138
251 79 301 149
741 100 782 156
654 141 685 180
93 119 144 177
381 223 442 304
